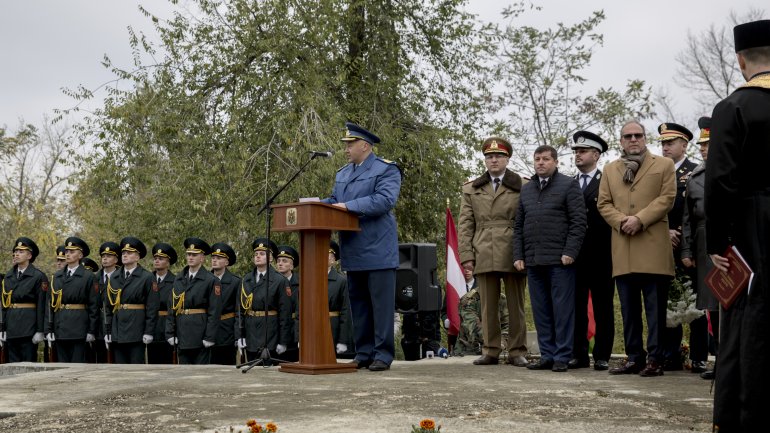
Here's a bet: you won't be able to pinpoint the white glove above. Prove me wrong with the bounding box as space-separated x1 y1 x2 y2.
32 332 45 344
86 333 95 343
444 318 450 329
336 343 347 354
0 331 6 342
142 334 153 344
104 334 112 344
46 333 56 342
202 340 214 348
276 344 286 354
236 338 247 349
167 337 177 346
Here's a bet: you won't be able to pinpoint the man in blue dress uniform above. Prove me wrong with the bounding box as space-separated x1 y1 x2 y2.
322 121 402 372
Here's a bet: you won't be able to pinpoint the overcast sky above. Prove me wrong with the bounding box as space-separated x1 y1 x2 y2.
0 0 761 134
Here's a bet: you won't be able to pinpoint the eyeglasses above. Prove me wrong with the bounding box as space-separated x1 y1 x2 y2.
621 133 645 141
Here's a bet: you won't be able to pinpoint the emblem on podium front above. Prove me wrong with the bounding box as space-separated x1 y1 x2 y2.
287 208 297 225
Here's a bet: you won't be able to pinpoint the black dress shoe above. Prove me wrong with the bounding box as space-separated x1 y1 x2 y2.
568 358 590 369
368 360 390 371
593 360 609 371
700 370 715 380
609 360 642 375
350 359 372 369
552 361 568 372
639 361 664 377
663 359 683 371
473 355 499 365
691 361 707 373
526 359 554 370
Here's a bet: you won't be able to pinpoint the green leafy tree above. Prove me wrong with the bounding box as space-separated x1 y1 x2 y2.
493 4 654 175
62 0 496 273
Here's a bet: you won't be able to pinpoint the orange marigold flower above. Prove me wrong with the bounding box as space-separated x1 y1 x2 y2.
266 422 278 432
246 419 257 427
250 424 262 433
420 419 436 430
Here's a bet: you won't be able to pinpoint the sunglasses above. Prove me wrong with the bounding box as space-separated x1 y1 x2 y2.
621 133 645 140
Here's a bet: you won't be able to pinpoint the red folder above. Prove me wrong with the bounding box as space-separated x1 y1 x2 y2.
705 246 754 310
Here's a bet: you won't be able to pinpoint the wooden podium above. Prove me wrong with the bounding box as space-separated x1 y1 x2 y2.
272 202 360 375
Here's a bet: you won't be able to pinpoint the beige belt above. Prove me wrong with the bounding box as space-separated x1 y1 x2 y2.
293 311 340 319
62 304 86 310
220 312 236 320
479 220 513 229
158 311 169 316
9 303 36 309
119 304 145 310
246 310 277 317
179 308 206 315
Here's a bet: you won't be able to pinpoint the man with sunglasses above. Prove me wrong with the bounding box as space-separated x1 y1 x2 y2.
598 120 676 377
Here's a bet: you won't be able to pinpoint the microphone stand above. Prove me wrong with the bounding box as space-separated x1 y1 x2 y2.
237 153 325 372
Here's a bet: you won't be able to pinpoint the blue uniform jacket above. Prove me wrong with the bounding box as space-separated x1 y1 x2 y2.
322 152 401 271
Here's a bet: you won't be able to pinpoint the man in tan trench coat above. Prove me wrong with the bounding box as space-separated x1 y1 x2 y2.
459 137 528 366
597 120 676 377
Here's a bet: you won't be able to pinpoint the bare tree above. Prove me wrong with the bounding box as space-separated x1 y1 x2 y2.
675 8 765 110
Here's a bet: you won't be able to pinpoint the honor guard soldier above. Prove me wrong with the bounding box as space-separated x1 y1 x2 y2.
81 258 98 272
165 238 222 365
235 238 292 362
148 243 177 364
0 238 49 362
209 242 241 365
54 246 66 271
276 244 300 362
327 240 353 357
90 242 120 364
104 237 160 364
45 237 98 363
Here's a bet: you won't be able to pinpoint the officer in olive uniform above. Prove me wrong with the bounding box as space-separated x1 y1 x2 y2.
210 242 241 365
658 122 699 371
327 240 352 357
276 245 300 362
104 237 160 364
0 238 49 362
235 238 292 363
54 246 66 272
166 238 222 365
148 243 176 364
45 237 98 363
89 242 120 364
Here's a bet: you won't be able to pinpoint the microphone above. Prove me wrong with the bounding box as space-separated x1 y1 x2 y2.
309 150 334 158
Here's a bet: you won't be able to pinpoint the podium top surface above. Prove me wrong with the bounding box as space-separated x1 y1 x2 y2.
271 202 360 232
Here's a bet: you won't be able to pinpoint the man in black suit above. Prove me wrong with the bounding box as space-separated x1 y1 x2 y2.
569 131 615 371
658 122 699 371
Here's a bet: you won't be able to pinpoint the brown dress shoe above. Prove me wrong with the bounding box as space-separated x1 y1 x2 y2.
473 355 499 365
609 360 642 375
639 361 664 377
506 355 529 367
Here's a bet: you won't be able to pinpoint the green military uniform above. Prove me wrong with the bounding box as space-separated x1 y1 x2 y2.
454 287 510 356
1 238 49 362
45 237 98 363
148 243 176 364
165 238 222 365
105 237 160 364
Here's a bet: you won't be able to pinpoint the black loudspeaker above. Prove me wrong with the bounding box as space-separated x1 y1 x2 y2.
395 243 442 313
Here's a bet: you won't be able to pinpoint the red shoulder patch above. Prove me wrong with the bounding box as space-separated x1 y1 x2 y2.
41 281 49 292
152 281 159 292
214 284 221 296
285 286 292 297
93 282 99 294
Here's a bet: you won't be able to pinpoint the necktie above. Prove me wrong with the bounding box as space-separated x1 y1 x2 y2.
189 274 194 282
125 271 130 279
581 174 590 191
493 178 501 192
18 271 22 280
540 179 547 190
68 270 73 277
258 273 264 283
104 274 108 284
158 277 162 284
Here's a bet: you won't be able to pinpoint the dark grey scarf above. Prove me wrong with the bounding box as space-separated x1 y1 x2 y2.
620 148 648 184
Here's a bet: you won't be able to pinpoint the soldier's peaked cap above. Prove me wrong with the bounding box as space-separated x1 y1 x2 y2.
13 237 39 263
65 237 90 258
184 237 211 255
341 121 381 145
119 236 147 259
151 242 178 265
211 242 237 266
